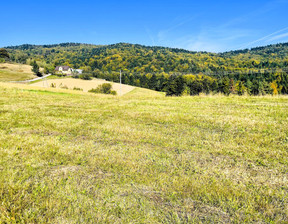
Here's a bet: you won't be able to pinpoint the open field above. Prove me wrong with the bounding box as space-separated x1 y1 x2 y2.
0 63 35 81
30 78 135 95
0 82 287 223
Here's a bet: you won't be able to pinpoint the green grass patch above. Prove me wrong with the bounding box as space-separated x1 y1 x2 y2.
23 89 73 96
0 84 287 223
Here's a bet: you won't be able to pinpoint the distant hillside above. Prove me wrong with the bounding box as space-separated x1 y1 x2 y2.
5 42 288 75
222 42 288 59
3 42 288 95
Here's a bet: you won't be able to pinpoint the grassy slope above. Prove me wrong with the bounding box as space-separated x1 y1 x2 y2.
0 83 287 223
0 63 35 81
30 78 136 95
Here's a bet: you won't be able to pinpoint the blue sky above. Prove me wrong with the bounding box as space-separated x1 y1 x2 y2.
1 0 288 52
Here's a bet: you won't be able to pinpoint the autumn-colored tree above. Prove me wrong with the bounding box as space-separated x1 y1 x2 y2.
271 81 278 95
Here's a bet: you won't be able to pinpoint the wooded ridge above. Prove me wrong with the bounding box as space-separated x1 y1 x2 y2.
3 42 288 95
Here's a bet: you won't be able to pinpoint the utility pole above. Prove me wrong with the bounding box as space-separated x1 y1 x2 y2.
120 70 122 96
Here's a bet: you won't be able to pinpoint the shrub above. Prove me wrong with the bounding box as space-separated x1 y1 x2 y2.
88 83 117 95
79 73 91 80
73 87 83 91
59 83 68 89
36 72 43 77
60 85 68 89
54 73 65 77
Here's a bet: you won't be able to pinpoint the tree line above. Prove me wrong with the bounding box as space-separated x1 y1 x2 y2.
86 70 288 96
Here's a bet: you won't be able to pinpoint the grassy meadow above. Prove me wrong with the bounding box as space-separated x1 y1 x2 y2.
0 63 35 82
0 82 287 223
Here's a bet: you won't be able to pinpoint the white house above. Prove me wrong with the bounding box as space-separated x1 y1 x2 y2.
55 66 73 75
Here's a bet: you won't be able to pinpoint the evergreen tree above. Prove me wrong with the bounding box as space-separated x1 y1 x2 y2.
263 81 273 94
31 60 41 76
202 77 211 94
166 75 185 96
211 80 218 93
140 75 148 88
236 81 245 95
258 81 266 95
222 77 230 95
175 75 185 95
128 74 135 85
0 48 9 59
148 74 157 90
188 79 203 95
245 79 253 95
166 78 177 96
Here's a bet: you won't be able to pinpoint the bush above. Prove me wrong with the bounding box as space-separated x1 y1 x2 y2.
55 73 66 77
59 83 68 89
73 87 83 91
79 73 91 80
88 83 117 95
36 72 43 77
60 85 68 89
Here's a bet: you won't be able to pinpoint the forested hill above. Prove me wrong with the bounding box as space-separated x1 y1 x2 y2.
3 42 288 95
5 42 288 74
222 42 288 59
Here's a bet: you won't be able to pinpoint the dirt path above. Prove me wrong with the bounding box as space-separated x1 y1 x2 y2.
10 74 51 83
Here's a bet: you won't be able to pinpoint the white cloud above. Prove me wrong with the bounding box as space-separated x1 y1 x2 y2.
238 27 288 49
267 32 288 41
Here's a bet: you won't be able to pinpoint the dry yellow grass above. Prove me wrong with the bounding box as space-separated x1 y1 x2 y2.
0 63 35 81
0 82 91 95
30 78 135 95
0 63 33 74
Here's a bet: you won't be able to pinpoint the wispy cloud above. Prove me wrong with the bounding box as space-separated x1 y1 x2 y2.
156 0 288 52
177 27 253 52
238 27 288 49
156 6 266 52
157 15 200 43
157 19 255 52
266 32 288 42
161 15 200 34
